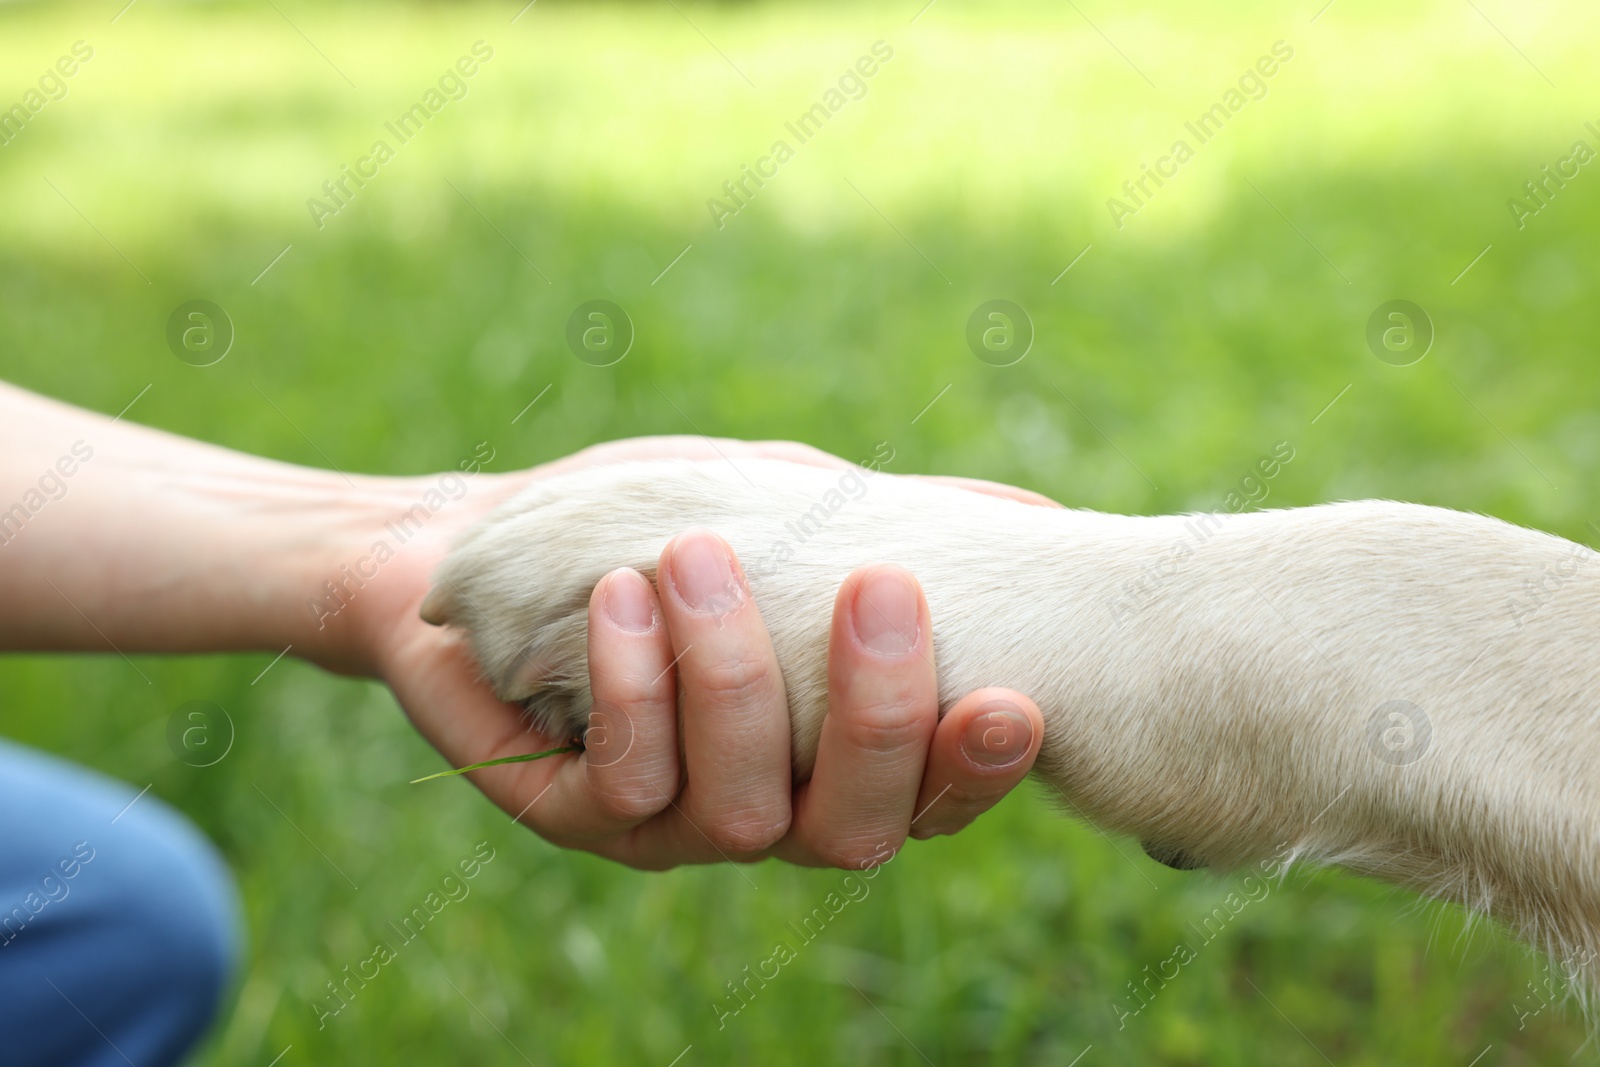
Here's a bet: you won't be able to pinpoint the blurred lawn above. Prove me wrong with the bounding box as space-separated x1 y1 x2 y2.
3 0 1600 1063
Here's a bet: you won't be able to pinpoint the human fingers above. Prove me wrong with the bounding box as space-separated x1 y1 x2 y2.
775 565 938 868
907 688 1042 839
505 568 683 843
656 529 793 855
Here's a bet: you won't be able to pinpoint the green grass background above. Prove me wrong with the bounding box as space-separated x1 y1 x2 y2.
3 0 1599 1062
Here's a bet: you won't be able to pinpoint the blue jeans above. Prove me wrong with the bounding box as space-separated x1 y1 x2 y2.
0 741 239 1066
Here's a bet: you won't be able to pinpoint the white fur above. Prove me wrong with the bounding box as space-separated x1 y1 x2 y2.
423 457 1600 989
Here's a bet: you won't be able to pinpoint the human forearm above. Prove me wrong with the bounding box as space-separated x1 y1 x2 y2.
0 381 458 673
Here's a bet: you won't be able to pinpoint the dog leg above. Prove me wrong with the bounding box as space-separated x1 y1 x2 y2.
424 457 1600 988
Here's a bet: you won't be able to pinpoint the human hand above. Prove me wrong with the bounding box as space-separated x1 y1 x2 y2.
342 437 1053 869
0 383 1050 871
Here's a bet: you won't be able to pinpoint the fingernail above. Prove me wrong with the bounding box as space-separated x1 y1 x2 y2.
851 567 920 657
962 701 1033 768
603 571 655 633
668 531 741 613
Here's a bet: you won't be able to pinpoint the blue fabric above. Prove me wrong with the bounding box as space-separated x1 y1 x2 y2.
0 740 240 1066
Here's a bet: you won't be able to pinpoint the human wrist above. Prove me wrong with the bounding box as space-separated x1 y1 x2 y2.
273 464 520 679
253 472 408 677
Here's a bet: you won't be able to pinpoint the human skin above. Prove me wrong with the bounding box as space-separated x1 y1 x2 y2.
0 381 1049 868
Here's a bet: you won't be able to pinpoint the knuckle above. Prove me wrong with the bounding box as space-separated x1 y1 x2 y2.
705 811 791 855
834 696 934 754
596 672 669 709
592 781 671 824
582 713 677 824
689 651 774 706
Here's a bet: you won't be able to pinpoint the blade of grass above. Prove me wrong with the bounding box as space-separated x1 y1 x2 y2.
410 746 579 784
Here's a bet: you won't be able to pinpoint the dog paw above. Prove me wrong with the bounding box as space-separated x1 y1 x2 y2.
418 457 947 771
